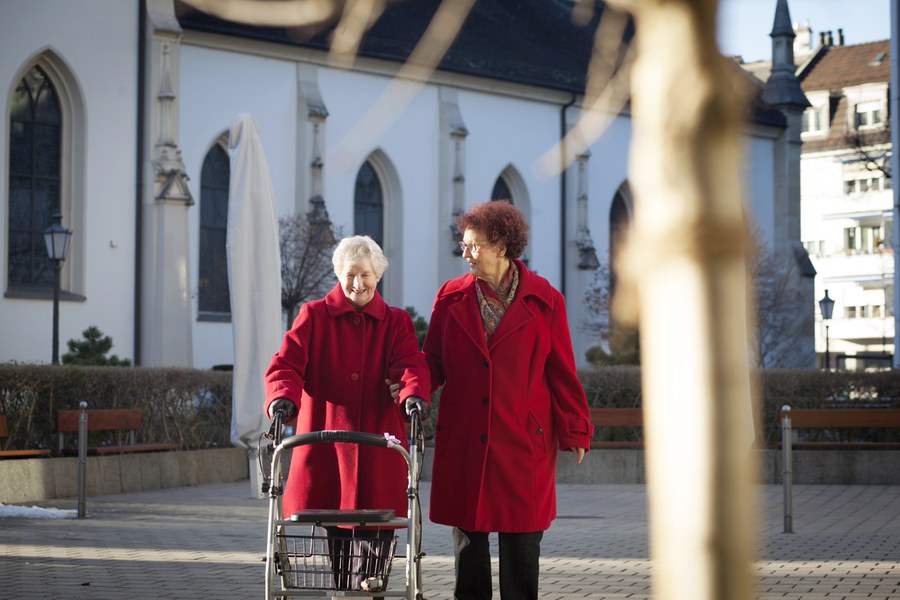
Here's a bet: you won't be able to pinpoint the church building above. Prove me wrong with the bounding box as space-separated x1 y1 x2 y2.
0 0 812 368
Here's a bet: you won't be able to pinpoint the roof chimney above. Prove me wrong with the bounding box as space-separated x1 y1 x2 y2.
819 31 826 47
837 28 844 46
825 30 833 46
793 19 813 55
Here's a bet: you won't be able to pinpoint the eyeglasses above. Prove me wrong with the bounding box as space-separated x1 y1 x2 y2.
458 240 490 254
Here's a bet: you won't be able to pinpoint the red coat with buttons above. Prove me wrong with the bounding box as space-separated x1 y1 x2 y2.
424 259 594 532
265 284 430 519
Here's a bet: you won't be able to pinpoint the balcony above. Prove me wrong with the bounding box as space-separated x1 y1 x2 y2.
825 315 895 347
810 251 892 283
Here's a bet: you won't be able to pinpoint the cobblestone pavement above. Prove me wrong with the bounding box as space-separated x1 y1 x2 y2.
1 480 898 600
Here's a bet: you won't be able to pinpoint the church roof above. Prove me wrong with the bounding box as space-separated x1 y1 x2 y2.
175 0 784 129
175 0 613 93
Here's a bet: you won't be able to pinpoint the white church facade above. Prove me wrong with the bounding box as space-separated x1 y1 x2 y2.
0 0 812 369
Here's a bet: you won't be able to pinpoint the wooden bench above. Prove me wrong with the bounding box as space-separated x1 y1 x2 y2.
0 415 52 458
781 406 900 450
589 407 643 448
56 408 179 455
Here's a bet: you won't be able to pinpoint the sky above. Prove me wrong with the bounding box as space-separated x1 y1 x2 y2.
718 0 892 63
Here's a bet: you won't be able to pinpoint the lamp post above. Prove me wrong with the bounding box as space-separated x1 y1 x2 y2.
44 211 72 365
819 289 835 370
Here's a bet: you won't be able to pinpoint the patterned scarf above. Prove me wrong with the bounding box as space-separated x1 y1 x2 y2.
475 261 519 342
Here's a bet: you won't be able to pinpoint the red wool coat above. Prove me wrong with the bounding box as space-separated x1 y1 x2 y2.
423 259 594 532
265 284 430 519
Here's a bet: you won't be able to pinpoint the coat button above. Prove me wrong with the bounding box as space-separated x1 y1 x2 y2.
537 427 543 435
482 397 488 406
350 373 359 381
480 434 487 443
483 359 489 368
353 317 361 325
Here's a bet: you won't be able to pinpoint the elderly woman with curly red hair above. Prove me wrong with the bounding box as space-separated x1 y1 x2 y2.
423 200 594 600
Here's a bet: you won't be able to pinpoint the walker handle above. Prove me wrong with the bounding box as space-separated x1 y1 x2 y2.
279 430 394 450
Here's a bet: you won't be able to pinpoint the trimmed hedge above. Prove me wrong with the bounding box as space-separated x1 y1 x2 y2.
1 364 898 455
578 366 900 447
0 365 232 453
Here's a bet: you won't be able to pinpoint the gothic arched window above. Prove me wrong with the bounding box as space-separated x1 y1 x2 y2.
198 144 231 317
491 177 512 203
354 161 384 249
609 189 631 299
8 66 61 289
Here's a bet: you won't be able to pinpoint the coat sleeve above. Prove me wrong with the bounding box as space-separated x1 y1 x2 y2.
546 291 594 451
422 285 447 392
263 302 313 420
388 310 432 405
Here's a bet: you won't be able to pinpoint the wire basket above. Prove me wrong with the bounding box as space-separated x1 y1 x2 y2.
275 526 398 591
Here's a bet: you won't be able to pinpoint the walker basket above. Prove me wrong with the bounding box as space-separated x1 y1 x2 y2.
274 526 398 592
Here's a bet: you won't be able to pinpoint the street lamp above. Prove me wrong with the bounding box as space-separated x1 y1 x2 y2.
44 211 72 365
819 289 835 369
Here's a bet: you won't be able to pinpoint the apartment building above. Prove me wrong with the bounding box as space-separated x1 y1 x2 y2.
798 38 893 369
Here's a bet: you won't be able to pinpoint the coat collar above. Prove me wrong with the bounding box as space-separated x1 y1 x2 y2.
439 259 553 306
324 283 388 320
443 259 553 353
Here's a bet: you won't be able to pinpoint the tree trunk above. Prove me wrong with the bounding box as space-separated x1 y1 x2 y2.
609 0 757 598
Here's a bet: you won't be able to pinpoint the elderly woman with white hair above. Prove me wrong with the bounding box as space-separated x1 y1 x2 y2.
265 235 429 525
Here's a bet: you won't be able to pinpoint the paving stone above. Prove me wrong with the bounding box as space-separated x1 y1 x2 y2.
0 481 898 599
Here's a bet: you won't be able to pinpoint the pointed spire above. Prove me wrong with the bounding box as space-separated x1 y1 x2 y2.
770 0 794 38
762 0 809 108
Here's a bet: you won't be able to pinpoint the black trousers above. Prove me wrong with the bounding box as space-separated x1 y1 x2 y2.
452 527 544 600
321 526 394 592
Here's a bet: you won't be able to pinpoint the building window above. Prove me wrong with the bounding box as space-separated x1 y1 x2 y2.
609 188 631 315
354 161 384 249
802 106 823 133
198 144 231 317
855 101 884 129
844 174 886 195
491 177 513 203
843 225 884 254
844 227 857 253
803 240 825 257
7 66 61 289
862 224 884 253
354 161 384 294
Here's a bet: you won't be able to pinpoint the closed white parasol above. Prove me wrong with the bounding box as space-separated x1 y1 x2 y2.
226 113 283 497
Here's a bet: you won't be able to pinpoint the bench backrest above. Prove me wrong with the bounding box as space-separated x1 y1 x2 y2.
785 408 900 429
0 415 7 438
57 408 142 433
589 407 643 448
590 407 643 427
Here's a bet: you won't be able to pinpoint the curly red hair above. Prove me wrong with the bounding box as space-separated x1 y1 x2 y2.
457 200 529 258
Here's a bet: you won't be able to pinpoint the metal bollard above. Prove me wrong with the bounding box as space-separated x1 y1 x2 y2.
77 401 88 519
780 404 793 533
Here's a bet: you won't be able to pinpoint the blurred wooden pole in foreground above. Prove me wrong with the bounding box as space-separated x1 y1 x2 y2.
607 0 757 598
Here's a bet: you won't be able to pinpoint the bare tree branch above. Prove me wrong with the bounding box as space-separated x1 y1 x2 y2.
279 213 341 326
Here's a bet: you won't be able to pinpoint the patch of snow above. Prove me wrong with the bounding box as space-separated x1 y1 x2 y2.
0 503 77 519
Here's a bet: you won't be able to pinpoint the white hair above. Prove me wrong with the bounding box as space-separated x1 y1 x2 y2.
332 235 389 279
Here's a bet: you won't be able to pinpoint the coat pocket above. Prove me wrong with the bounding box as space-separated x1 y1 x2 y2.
526 411 548 458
